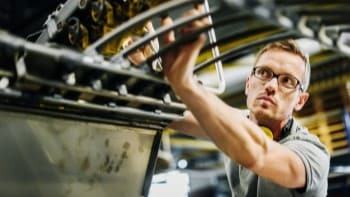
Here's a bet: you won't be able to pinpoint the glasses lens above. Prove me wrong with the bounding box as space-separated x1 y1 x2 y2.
254 67 272 81
253 67 302 90
278 75 298 89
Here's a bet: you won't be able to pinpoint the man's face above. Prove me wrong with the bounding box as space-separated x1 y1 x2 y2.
245 48 309 124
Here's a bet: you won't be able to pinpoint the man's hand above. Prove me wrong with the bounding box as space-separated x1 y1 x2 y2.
122 22 158 67
161 5 209 94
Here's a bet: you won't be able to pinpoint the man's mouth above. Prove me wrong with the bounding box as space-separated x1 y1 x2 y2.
257 96 275 105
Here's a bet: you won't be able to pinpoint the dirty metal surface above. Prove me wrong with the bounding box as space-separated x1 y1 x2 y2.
0 110 159 197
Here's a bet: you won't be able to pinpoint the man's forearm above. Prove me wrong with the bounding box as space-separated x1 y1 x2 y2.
173 82 268 168
167 111 209 139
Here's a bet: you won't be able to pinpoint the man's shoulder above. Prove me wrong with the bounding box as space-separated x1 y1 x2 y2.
288 119 320 141
280 118 330 158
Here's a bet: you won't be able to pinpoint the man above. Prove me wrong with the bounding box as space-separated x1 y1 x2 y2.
160 5 330 197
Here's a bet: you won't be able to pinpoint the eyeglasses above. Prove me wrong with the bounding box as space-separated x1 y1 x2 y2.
252 67 304 92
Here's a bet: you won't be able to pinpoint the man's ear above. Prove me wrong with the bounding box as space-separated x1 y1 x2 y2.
245 76 251 96
294 92 309 111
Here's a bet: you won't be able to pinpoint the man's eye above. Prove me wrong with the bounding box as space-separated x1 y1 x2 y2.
258 69 269 77
280 76 295 85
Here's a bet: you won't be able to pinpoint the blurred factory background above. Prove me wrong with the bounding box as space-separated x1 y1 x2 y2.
0 0 350 197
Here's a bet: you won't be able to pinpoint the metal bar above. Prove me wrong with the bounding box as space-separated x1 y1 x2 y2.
311 53 345 68
200 23 277 52
202 0 225 94
142 130 162 196
0 69 14 78
84 0 205 54
319 25 350 46
337 32 350 55
111 10 216 60
194 31 299 73
21 74 186 111
139 12 252 67
0 31 167 84
42 96 183 121
0 102 164 130
0 88 183 123
279 6 350 16
274 0 350 5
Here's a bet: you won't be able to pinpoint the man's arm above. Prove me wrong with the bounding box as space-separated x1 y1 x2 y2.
172 79 306 188
161 6 306 188
167 111 209 139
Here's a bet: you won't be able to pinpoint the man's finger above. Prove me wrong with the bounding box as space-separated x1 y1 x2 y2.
161 16 175 45
144 21 155 34
195 4 209 24
181 5 209 34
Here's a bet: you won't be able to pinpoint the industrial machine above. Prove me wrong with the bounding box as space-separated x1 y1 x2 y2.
1 0 350 196
0 0 226 196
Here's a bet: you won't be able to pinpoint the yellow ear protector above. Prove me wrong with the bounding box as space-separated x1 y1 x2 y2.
260 126 274 140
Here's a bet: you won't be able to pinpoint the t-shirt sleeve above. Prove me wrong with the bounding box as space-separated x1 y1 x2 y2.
283 133 330 193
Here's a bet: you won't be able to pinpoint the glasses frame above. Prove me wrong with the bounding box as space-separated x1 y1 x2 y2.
252 66 304 92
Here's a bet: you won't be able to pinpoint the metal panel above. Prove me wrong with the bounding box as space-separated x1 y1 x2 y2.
0 109 160 197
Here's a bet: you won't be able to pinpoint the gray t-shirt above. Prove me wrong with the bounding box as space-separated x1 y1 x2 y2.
224 118 330 197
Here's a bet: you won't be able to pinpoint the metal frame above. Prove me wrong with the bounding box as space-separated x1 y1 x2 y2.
36 0 228 95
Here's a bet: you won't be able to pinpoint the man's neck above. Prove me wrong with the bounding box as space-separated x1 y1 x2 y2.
269 119 290 139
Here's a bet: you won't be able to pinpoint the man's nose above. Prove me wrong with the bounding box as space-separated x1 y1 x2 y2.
264 77 278 92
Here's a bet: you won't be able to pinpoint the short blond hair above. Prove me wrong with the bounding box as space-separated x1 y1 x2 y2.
254 39 310 92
